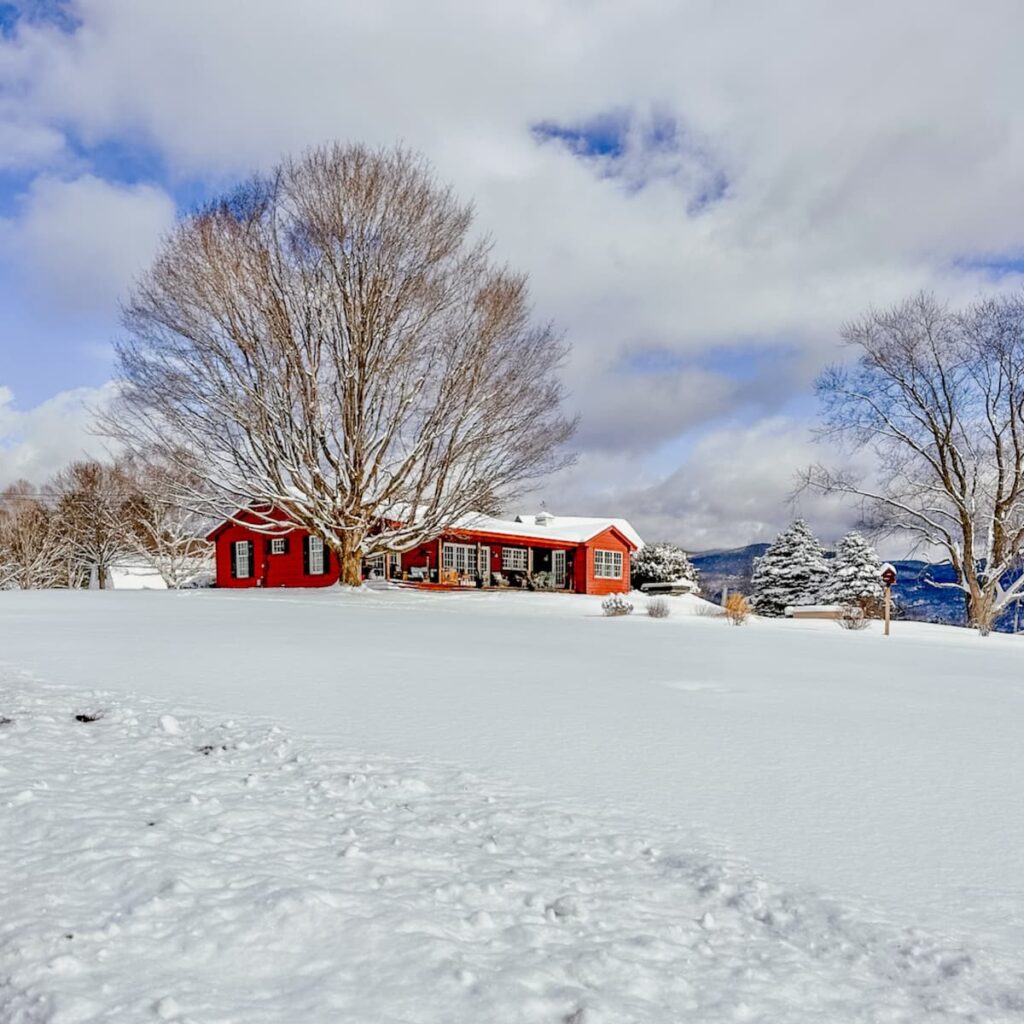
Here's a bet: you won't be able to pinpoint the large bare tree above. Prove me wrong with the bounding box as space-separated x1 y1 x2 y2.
0 481 66 589
806 292 1024 634
119 458 214 588
50 460 131 590
105 144 576 585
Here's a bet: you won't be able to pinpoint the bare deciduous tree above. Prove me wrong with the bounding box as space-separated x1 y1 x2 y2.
120 459 214 588
805 292 1024 634
51 461 131 590
104 143 576 585
0 481 66 589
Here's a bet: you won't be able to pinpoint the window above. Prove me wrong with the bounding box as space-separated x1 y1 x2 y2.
270 537 286 555
502 546 528 571
308 536 325 575
234 540 251 578
442 543 477 575
593 549 623 579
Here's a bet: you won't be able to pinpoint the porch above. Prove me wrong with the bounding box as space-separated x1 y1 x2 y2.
364 538 578 591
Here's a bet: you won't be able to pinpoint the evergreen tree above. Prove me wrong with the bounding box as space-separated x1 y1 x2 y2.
630 542 700 591
750 519 829 616
819 531 884 608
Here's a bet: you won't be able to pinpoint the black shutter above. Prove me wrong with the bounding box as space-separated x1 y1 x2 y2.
246 541 254 579
322 545 330 574
303 536 310 575
282 536 290 555
229 541 237 579
265 537 273 556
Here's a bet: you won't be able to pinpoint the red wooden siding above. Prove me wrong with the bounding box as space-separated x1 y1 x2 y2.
210 510 636 594
210 511 338 588
574 526 632 596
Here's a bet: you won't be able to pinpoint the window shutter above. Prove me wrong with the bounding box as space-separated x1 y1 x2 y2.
229 541 237 579
303 536 310 575
265 537 273 556
282 536 290 555
246 541 254 578
322 545 330 574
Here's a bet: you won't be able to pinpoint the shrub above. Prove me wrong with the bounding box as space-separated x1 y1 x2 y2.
724 593 750 625
646 597 670 619
631 542 700 591
836 603 870 630
694 602 726 619
602 594 634 617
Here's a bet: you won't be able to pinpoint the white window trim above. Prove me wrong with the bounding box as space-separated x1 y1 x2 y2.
270 537 286 555
593 549 623 579
308 535 325 575
234 539 251 578
442 542 478 575
502 546 528 571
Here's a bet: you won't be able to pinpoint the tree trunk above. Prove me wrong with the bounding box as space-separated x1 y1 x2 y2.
965 587 994 636
97 564 107 590
337 534 363 587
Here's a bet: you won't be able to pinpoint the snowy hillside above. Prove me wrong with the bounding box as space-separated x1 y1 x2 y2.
2 588 1023 1020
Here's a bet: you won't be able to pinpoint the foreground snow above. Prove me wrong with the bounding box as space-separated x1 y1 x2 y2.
2 587 1023 1018
4 672 1024 1023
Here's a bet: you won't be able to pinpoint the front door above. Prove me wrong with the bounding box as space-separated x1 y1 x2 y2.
552 549 567 588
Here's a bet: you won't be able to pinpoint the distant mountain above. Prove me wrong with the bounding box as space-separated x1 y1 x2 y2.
689 544 767 605
690 544 1021 633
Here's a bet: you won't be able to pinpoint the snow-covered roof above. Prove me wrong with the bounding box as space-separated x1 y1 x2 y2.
453 511 643 548
104 561 168 591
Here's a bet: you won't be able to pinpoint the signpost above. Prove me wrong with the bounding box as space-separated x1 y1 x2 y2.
880 563 897 636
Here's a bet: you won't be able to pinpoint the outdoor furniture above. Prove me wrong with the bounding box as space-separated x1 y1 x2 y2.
641 580 698 596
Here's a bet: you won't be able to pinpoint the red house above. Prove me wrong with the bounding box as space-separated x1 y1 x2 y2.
207 509 641 595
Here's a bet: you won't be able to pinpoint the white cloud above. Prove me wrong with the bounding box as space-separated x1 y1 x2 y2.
0 383 116 488
2 1 1024 543
547 417 874 551
0 174 176 316
0 116 64 170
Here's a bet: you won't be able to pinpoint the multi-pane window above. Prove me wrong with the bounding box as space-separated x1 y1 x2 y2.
442 543 477 575
502 546 528 571
234 540 251 578
270 537 286 555
308 536 325 575
593 549 623 579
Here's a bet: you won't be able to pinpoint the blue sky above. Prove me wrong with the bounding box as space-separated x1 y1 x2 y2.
2 0 1024 548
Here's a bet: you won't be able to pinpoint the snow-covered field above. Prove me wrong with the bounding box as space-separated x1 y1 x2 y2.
2 588 1023 1020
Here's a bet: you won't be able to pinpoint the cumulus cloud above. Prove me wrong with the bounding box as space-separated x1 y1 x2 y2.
0 117 64 170
0 174 176 315
545 416 877 551
0 383 116 488
1 1 1024 545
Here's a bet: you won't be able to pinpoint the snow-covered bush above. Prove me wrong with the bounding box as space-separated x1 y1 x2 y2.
836 604 870 630
646 598 670 618
694 601 726 618
724 593 750 625
820 532 884 612
750 520 829 617
630 542 699 592
602 594 633 617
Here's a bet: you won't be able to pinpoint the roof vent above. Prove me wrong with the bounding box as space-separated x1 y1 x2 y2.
534 510 555 527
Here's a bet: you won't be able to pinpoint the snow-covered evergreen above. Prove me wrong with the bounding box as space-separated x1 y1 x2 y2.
820 531 884 607
750 519 829 616
630 542 700 591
